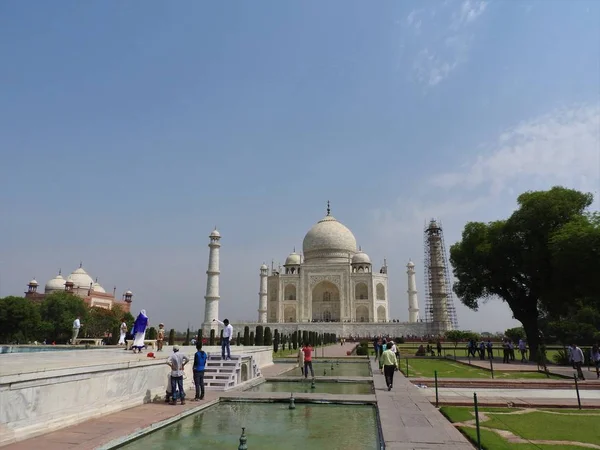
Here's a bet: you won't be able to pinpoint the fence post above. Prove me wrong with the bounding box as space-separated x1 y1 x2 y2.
574 374 582 410
489 357 494 379
434 370 439 408
474 392 482 450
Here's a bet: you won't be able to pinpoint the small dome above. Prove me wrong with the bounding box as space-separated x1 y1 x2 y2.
29 279 38 286
125 290 133 295
210 228 221 238
92 282 106 293
260 263 268 270
45 273 65 292
68 266 95 289
352 251 371 265
407 260 415 268
284 252 301 266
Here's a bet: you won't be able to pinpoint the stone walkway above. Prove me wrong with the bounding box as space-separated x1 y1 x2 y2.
370 359 473 449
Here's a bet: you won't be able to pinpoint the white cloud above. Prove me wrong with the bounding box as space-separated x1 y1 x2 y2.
403 0 489 87
432 104 600 198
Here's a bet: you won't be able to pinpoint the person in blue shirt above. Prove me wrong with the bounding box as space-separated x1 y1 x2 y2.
192 342 208 401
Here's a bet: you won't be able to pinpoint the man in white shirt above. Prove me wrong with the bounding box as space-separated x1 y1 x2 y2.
166 346 189 405
569 343 585 380
71 316 82 344
213 318 233 360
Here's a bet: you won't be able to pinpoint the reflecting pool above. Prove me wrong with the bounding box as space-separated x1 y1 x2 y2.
283 361 371 377
119 402 380 450
247 380 373 395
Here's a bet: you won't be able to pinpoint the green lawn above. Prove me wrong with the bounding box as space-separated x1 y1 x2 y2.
400 358 560 379
441 406 600 449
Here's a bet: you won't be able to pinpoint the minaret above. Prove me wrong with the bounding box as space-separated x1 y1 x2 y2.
258 263 268 323
203 227 221 334
406 260 420 323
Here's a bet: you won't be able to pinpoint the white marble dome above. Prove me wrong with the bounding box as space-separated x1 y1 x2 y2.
352 250 371 265
210 228 221 238
260 263 268 270
284 252 301 265
45 273 65 292
68 266 94 289
92 282 106 293
303 214 357 261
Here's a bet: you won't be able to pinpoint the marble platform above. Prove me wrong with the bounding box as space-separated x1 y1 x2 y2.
0 345 272 446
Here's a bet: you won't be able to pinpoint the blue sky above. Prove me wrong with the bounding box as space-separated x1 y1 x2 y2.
1 0 599 332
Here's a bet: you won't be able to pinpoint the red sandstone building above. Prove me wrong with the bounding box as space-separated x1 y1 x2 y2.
24 264 133 312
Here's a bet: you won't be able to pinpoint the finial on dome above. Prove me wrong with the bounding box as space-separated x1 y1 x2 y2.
326 200 331 216
58 268 62 275
79 261 83 268
95 277 98 283
359 245 362 252
293 246 296 253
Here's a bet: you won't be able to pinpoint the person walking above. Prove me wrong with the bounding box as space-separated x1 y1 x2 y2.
518 339 527 362
381 343 397 391
118 319 127 345
192 342 208 401
569 343 585 380
132 310 149 353
71 316 82 344
157 323 165 352
486 340 494 360
167 345 189 405
302 342 314 379
297 343 305 375
213 318 233 360
436 340 442 357
591 344 600 379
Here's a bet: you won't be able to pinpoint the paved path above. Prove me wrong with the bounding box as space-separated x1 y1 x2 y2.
371 359 473 449
464 358 599 379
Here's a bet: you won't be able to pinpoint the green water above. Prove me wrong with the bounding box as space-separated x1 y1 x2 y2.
248 381 373 395
283 362 371 377
119 403 380 450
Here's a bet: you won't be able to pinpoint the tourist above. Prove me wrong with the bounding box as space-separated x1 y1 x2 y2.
71 316 82 344
118 319 127 345
508 341 515 361
591 344 600 379
213 318 233 360
192 342 208 401
486 340 494 360
157 323 165 352
302 342 314 379
297 343 305 375
436 340 442 357
502 339 510 364
132 310 149 353
373 337 379 360
167 345 189 405
381 343 397 391
569 343 585 380
479 341 485 360
518 339 527 362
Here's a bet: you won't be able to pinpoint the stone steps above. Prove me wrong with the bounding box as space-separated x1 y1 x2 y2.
203 353 261 391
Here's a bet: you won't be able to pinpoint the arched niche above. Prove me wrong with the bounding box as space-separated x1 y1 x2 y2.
356 305 369 322
284 284 297 300
355 282 368 300
376 283 386 300
377 305 386 322
312 280 340 322
284 306 296 322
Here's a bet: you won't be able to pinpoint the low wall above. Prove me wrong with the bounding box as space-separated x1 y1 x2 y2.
231 322 429 337
0 345 272 447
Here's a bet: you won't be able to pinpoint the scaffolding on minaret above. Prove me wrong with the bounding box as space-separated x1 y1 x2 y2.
424 218 458 335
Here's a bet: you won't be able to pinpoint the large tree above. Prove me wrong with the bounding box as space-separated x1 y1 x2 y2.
450 186 597 359
39 291 89 343
0 296 43 343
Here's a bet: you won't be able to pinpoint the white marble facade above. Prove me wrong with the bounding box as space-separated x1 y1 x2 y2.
263 205 390 324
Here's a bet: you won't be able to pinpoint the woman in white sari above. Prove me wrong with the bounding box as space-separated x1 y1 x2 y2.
132 310 148 353
118 319 127 345
297 345 305 375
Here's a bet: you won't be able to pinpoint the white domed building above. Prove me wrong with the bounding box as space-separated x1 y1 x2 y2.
25 264 133 312
263 204 390 324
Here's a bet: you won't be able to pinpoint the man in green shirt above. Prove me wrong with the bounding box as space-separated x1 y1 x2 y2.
381 343 397 391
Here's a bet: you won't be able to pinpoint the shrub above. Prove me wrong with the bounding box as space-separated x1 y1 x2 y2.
274 329 279 353
249 331 255 346
184 328 190 346
209 329 215 346
356 345 368 356
197 328 203 341
237 332 241 346
264 327 272 346
243 326 250 346
147 327 157 340
168 329 175 345
255 325 264 346
552 348 571 366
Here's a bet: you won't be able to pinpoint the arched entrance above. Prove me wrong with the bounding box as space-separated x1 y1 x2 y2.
312 281 340 322
284 306 296 322
377 305 386 322
356 305 369 322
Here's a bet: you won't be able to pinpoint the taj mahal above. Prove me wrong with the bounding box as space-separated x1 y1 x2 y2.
202 203 454 337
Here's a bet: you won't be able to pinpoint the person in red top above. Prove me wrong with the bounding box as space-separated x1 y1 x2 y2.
302 342 314 379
